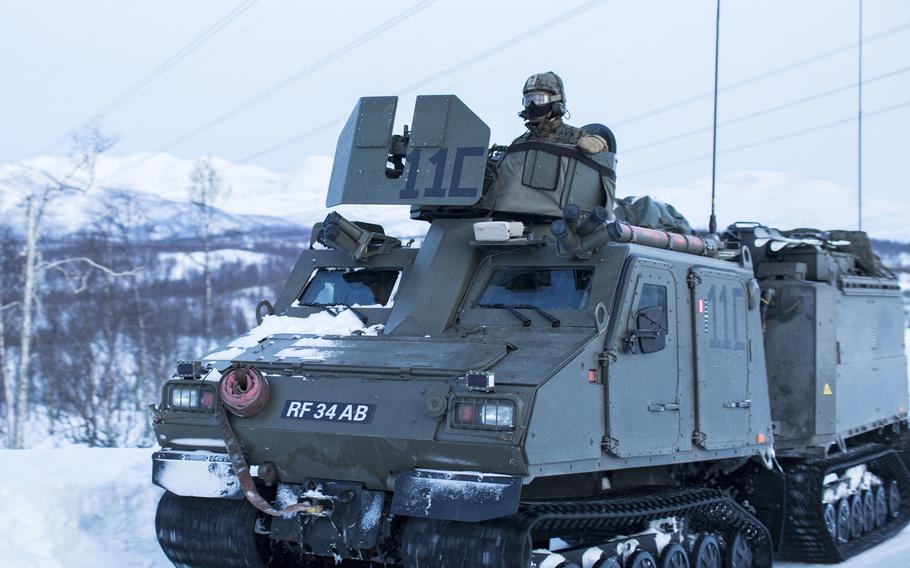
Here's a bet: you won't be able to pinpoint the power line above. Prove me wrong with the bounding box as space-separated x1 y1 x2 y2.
621 100 910 179
122 0 296 104
237 9 910 165
396 0 607 95
238 118 341 163
466 0 673 92
623 64 910 154
477 0 792 115
85 0 259 125
24 0 139 92
235 0 609 162
157 0 440 154
612 20 910 128
40 0 259 153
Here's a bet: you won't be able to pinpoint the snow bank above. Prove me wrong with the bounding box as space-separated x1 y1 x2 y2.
0 447 169 567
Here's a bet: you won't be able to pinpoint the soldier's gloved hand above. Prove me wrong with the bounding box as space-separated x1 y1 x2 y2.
576 134 609 154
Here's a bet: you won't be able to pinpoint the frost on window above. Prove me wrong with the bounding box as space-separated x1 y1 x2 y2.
298 267 401 308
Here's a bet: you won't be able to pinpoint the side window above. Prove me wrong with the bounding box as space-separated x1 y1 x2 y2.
628 283 668 354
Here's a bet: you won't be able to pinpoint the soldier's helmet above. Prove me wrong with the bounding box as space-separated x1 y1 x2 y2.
521 71 567 119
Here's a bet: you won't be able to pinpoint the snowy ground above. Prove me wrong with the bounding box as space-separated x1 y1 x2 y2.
1 449 910 567
0 448 168 567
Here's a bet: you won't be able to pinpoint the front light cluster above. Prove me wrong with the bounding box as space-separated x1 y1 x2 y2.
452 398 515 430
167 383 216 412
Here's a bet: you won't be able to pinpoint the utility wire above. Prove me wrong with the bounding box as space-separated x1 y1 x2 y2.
237 13 910 165
621 100 910 179
623 64 910 154
41 0 259 153
24 0 139 92
235 0 608 162
478 0 792 114
122 0 296 104
157 0 440 153
396 0 607 95
467 0 673 90
239 118 341 163
612 20 910 128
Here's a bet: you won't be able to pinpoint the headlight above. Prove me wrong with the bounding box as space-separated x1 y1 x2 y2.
451 398 515 430
166 382 216 412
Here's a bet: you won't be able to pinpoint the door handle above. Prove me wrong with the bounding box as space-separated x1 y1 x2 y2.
648 403 680 412
723 400 752 409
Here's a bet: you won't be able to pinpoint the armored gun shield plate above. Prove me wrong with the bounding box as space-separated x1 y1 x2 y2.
327 95 491 207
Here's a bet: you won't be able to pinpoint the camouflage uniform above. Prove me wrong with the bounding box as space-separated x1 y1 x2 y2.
511 117 587 145
512 72 608 152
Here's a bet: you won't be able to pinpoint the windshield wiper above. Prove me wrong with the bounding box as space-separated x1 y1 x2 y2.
509 304 561 328
476 303 562 327
476 303 531 326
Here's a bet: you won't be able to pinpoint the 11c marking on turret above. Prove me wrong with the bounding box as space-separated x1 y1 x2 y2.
399 146 486 200
282 400 375 423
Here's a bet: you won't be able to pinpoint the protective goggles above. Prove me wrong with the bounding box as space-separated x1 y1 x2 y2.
522 91 561 107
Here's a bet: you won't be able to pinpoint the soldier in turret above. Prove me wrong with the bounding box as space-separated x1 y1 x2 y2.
512 71 609 154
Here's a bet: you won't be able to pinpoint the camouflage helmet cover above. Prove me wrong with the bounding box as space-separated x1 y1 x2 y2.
523 71 565 102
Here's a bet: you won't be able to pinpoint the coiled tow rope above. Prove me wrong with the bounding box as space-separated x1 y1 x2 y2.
220 365 270 417
216 365 325 517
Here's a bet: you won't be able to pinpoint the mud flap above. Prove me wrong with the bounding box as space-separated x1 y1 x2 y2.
391 469 522 522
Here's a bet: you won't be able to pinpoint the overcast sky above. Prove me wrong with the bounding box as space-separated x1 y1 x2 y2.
1 0 908 232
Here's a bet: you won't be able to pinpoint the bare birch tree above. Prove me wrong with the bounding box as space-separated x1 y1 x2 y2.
95 190 155 432
188 156 228 340
3 125 115 448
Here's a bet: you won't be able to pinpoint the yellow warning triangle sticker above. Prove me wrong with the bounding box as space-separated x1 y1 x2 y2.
823 383 833 395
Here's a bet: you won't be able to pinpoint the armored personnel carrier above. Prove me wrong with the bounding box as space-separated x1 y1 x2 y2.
151 95 910 568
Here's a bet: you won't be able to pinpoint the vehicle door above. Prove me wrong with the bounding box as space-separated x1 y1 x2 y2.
689 267 752 450
605 259 685 457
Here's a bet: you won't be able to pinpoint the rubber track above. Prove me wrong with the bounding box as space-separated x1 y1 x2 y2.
156 492 277 568
776 444 910 563
401 486 772 568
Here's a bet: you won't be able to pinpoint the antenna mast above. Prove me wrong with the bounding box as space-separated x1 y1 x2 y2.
708 0 721 235
857 0 864 231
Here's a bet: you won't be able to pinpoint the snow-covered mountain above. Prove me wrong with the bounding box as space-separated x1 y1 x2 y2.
0 152 906 242
0 183 302 240
0 153 426 240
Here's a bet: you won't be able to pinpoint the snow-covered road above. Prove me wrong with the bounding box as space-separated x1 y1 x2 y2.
1 447 910 567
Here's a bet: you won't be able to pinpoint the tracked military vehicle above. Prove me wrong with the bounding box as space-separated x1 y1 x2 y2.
151 95 910 568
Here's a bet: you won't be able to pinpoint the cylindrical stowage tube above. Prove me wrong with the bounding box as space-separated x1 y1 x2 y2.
550 219 581 252
576 206 611 237
600 221 716 256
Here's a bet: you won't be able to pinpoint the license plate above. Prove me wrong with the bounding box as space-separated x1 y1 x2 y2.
282 400 375 423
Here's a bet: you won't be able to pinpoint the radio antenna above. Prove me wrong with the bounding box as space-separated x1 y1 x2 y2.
708 0 721 235
857 0 864 231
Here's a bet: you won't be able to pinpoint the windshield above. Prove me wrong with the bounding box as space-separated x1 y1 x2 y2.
478 267 593 309
298 268 401 307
